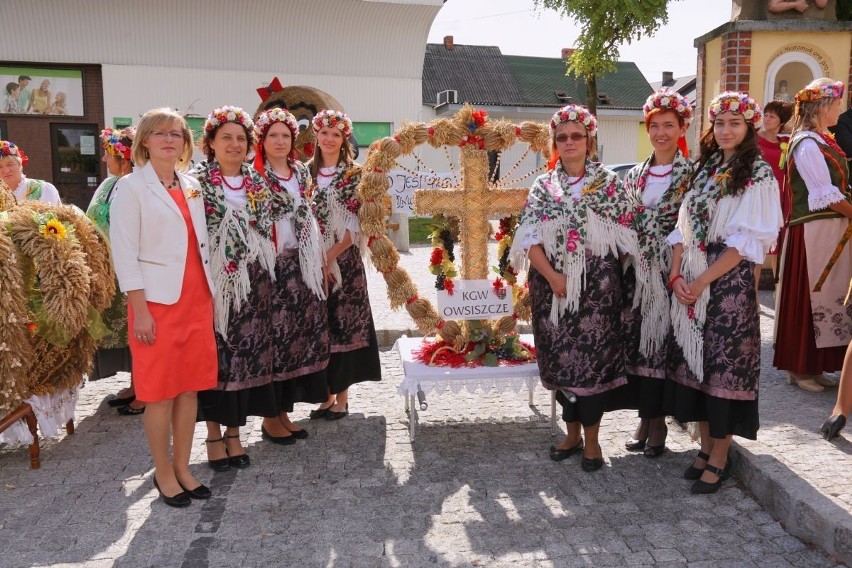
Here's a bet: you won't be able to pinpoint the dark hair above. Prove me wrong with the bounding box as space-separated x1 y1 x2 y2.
201 122 255 162
5 82 17 95
763 100 793 125
17 75 30 82
692 120 760 196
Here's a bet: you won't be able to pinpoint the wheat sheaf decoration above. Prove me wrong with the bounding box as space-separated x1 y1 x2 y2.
0 199 114 413
356 104 548 349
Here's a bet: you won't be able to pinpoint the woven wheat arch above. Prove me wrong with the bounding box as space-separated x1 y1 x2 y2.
356 105 551 349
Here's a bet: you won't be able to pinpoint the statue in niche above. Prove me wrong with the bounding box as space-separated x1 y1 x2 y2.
774 80 795 103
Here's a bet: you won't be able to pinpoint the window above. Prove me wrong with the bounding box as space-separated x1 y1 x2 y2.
50 123 100 208
352 122 392 147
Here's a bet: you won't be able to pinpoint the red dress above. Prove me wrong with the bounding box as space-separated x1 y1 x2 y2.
758 134 789 253
128 188 217 402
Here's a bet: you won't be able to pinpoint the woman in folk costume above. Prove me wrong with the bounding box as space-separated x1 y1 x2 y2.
510 104 642 472
773 79 851 393
666 92 782 494
621 88 694 458
87 127 143 414
307 110 381 421
252 108 328 444
190 106 278 471
0 140 61 204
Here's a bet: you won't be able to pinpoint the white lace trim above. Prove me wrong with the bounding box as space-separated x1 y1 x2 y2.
808 186 846 211
0 388 78 447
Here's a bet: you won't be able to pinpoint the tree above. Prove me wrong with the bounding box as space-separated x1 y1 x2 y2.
533 0 677 114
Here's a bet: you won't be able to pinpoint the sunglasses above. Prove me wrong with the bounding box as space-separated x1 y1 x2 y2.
555 133 588 143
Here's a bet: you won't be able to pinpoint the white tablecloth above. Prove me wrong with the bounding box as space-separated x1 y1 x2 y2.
394 335 541 396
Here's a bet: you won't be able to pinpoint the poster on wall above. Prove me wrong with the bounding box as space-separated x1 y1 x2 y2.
0 67 84 116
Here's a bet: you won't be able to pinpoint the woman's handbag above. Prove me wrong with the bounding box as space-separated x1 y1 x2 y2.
215 332 231 383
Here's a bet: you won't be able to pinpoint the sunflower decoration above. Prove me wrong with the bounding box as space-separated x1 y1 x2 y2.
39 217 68 240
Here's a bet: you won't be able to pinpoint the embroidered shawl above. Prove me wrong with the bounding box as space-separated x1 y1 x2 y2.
623 150 693 357
309 161 363 289
671 152 778 379
190 159 277 335
262 160 325 300
510 159 643 323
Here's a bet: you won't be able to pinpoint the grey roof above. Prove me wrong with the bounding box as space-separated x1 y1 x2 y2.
650 75 697 102
422 43 654 110
422 44 525 105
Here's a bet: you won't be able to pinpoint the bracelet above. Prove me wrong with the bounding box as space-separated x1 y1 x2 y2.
668 274 684 289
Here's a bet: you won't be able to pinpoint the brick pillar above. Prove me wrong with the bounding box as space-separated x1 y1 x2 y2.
720 31 752 93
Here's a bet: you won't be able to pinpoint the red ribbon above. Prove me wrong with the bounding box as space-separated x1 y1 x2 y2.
256 76 285 101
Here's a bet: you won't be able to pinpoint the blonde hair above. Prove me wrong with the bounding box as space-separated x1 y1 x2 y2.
791 77 841 134
131 107 194 170
550 123 598 161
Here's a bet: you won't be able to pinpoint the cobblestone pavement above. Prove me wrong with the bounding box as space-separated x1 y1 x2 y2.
0 245 848 567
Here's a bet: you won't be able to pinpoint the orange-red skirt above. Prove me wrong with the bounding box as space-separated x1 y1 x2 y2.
128 188 216 402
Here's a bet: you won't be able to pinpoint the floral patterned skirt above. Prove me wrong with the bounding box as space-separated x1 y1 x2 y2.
665 243 760 440
271 250 330 411
529 253 628 426
326 246 381 394
620 265 668 419
198 260 277 426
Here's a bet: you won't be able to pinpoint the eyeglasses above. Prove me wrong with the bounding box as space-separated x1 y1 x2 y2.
150 131 184 141
555 133 588 143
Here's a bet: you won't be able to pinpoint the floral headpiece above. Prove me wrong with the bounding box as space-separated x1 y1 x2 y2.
100 128 132 160
643 87 693 127
795 81 845 104
708 91 763 128
550 104 597 134
253 108 299 141
204 105 254 135
312 109 352 136
0 140 27 166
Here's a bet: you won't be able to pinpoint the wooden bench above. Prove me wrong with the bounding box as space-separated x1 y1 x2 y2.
0 403 75 469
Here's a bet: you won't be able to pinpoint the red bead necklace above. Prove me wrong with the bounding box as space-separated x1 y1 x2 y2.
647 165 674 177
567 170 586 187
222 175 248 190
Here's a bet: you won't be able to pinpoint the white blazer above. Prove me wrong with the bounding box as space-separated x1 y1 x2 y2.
109 161 215 305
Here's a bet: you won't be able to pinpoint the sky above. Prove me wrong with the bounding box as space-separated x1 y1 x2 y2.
427 0 732 84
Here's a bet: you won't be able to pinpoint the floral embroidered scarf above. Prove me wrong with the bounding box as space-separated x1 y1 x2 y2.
190 159 277 334
512 159 641 321
310 161 362 251
262 160 326 300
622 150 693 356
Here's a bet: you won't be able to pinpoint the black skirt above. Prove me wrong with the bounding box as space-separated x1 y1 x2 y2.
88 347 132 380
327 323 382 394
663 380 759 440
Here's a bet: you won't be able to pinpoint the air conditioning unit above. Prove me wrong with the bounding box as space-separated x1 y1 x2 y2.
436 89 459 107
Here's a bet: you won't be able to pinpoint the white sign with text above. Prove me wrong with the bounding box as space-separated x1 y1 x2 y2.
437 279 513 321
386 169 458 216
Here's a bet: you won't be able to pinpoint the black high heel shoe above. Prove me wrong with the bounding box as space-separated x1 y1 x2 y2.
624 438 646 451
549 440 584 462
683 450 710 480
261 425 296 446
225 433 251 468
152 476 191 508
690 463 725 494
821 414 847 441
205 437 230 472
325 403 349 421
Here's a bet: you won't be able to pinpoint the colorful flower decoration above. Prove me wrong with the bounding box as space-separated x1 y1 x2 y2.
312 109 352 136
253 107 299 142
708 91 763 128
100 128 132 160
204 105 254 136
0 140 28 166
643 87 693 127
795 81 846 104
550 104 597 134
